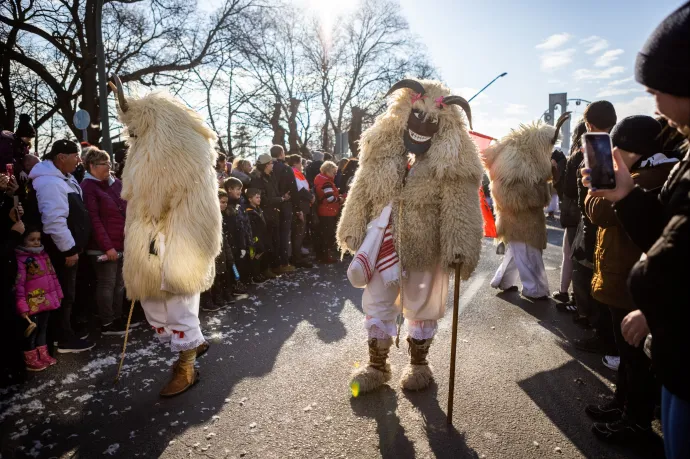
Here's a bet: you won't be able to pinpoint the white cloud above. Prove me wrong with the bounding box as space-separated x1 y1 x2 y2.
536 33 572 50
573 66 625 80
596 87 641 98
580 36 609 54
505 103 528 115
614 95 656 119
609 76 634 86
540 48 576 71
595 49 624 67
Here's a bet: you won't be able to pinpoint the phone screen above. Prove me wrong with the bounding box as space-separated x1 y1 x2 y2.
584 134 616 190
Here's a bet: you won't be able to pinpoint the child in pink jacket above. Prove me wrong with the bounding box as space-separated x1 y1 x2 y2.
15 227 63 371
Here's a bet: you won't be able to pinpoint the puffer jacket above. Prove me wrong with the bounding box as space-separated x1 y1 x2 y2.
15 246 63 316
586 160 676 309
80 173 127 253
249 169 282 223
615 150 690 400
314 173 341 217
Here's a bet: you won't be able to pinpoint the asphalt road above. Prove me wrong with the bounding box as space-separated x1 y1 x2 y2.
0 222 665 459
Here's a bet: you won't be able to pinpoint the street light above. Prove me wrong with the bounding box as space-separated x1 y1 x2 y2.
468 72 508 103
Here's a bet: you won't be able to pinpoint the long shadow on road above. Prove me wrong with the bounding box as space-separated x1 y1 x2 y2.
0 266 349 458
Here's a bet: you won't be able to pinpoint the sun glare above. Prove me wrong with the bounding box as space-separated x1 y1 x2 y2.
302 0 357 39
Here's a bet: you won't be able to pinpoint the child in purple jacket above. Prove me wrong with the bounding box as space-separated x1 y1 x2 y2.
15 227 63 371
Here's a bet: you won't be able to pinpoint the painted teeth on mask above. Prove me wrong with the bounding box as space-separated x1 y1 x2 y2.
409 129 431 143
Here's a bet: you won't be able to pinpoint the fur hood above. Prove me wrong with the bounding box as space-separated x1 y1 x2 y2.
482 122 560 249
116 90 222 300
360 79 480 182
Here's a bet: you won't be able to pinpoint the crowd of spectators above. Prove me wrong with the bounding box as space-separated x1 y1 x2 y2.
0 130 358 381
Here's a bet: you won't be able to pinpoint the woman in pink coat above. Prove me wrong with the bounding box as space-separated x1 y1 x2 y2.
15 227 63 371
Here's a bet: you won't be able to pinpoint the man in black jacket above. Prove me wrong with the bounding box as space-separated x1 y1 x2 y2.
270 145 300 274
571 101 618 355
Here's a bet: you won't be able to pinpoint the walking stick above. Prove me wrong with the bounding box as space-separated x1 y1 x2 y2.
447 263 463 424
115 299 136 383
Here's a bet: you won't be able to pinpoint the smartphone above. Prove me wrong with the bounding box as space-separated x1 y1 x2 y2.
583 133 616 190
5 163 13 177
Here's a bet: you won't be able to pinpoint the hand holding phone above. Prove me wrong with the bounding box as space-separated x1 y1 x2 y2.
5 163 14 177
583 133 616 190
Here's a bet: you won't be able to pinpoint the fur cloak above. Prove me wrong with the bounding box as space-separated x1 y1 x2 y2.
336 80 483 280
115 91 222 300
482 122 559 250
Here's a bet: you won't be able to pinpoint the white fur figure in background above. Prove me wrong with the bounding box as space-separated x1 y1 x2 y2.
338 79 483 395
109 76 221 398
483 113 570 300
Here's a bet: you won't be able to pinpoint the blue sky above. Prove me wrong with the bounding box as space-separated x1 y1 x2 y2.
391 0 684 138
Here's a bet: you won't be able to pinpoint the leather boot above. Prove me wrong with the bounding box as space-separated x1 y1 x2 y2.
36 345 57 366
349 337 393 396
160 349 198 397
400 337 434 391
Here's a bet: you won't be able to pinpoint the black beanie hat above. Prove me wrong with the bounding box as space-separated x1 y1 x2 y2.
45 139 80 160
610 115 663 159
15 114 36 138
635 1 690 97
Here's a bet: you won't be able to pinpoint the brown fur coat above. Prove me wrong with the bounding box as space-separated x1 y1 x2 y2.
336 80 483 280
482 123 559 250
116 91 222 300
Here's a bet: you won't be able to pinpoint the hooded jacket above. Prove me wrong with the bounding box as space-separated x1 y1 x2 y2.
29 160 91 257
586 158 676 309
80 172 127 253
15 246 63 316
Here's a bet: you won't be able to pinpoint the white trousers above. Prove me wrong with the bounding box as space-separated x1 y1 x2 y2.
141 293 205 353
546 194 559 213
363 264 449 340
491 242 549 298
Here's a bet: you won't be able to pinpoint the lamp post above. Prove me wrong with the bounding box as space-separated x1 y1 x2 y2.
96 0 112 158
468 72 508 103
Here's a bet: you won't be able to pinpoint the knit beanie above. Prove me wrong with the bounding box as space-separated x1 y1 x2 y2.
44 139 80 160
635 1 690 97
610 116 663 159
311 151 325 162
15 114 36 138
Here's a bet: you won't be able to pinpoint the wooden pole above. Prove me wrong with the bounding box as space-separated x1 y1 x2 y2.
447 263 462 424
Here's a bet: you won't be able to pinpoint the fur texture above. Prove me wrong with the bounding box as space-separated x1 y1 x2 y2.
336 80 483 279
399 364 434 391
350 365 392 394
482 122 559 250
116 91 222 300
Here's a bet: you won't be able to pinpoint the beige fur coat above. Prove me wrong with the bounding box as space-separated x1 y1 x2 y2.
482 123 559 250
115 91 222 300
336 80 483 280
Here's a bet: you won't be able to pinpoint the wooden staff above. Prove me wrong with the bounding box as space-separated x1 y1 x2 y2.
115 299 136 383
447 263 462 424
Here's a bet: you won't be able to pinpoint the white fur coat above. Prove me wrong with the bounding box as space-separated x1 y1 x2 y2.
116 91 222 300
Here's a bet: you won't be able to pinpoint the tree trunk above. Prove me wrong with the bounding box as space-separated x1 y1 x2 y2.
321 124 331 152
348 106 363 158
287 98 301 154
270 102 286 150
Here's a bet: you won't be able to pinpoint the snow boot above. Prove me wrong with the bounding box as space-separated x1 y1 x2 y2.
36 345 57 366
160 349 199 397
400 337 434 391
350 337 392 396
24 349 48 372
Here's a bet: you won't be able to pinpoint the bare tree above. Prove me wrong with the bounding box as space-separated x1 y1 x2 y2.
1 0 254 145
304 0 438 149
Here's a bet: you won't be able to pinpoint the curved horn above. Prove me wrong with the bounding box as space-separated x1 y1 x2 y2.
108 75 129 113
443 95 473 130
551 111 571 144
385 79 425 98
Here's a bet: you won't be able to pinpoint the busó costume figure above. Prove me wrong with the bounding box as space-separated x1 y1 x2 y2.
109 76 222 397
485 113 570 300
337 79 484 394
